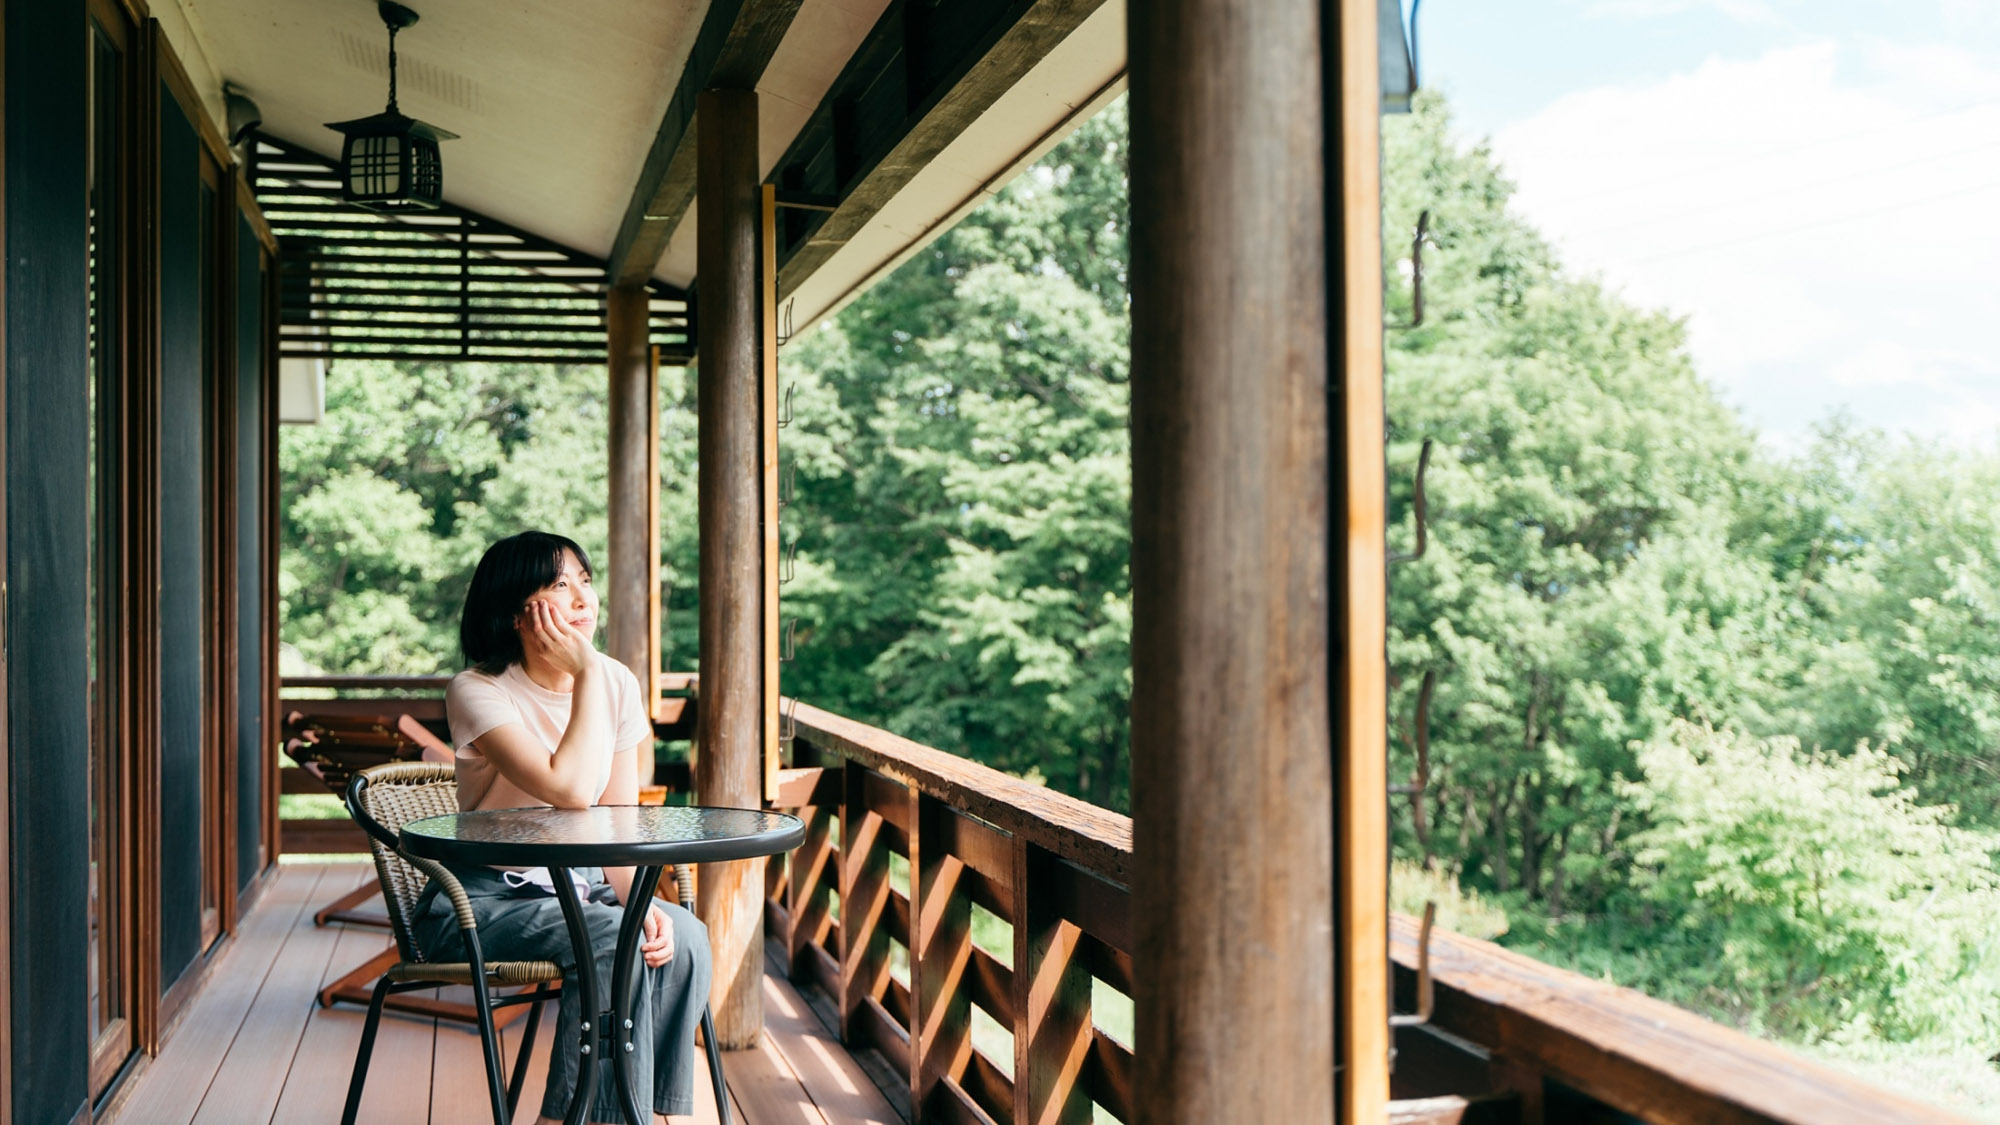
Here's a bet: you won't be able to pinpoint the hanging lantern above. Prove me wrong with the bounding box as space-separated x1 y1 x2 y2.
325 2 456 211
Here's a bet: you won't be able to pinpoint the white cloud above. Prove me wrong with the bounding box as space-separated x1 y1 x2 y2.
1487 40 2000 444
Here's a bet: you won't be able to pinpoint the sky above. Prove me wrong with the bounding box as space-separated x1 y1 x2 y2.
1414 0 2000 447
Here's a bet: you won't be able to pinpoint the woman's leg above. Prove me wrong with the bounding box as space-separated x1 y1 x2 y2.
419 876 707 1124
645 903 711 1118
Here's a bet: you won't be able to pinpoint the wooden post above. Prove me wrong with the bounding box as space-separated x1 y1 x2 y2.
837 762 892 1047
912 792 973 1116
1332 0 1391 1117
605 282 658 785
759 184 781 804
1015 840 1094 1125
1128 0 1342 1121
695 86 768 1047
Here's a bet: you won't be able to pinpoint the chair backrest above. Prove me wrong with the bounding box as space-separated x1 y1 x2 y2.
346 762 459 963
288 711 453 793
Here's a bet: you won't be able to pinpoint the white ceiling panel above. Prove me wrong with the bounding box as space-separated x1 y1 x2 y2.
187 0 707 263
175 0 1126 312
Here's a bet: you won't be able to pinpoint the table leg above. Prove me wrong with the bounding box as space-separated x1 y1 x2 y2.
608 865 664 1125
549 867 603 1125
550 864 663 1125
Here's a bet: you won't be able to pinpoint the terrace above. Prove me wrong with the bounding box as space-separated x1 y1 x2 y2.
0 1 1970 1123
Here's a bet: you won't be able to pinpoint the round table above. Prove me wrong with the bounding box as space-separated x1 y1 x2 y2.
400 805 806 1125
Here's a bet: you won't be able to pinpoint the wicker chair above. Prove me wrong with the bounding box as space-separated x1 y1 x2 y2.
341 763 560 1125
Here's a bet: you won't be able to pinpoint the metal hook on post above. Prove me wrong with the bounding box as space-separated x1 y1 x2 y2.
779 538 798 585
778 617 797 663
1409 208 1430 328
777 695 799 745
1389 438 1433 564
1393 669 1437 864
1390 901 1437 1030
776 461 797 511
776 297 796 347
776 382 795 429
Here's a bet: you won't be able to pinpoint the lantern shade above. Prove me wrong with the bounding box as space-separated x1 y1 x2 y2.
325 110 455 211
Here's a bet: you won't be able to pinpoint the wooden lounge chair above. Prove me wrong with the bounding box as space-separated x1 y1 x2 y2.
341 762 560 1125
284 709 542 1029
285 709 454 926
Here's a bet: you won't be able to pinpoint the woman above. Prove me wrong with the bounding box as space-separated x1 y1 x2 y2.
415 530 710 1125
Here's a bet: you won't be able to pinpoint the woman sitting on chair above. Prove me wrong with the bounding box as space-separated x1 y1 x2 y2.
415 529 710 1125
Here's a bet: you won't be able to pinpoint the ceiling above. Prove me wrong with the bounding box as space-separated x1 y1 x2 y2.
172 0 1126 325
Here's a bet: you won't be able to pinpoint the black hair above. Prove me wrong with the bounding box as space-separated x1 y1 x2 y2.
459 530 593 674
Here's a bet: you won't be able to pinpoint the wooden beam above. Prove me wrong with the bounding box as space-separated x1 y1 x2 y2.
760 185 781 803
766 0 1112 298
694 86 769 1049
605 281 658 785
604 0 805 287
1127 0 1336 1122
1333 0 1390 1119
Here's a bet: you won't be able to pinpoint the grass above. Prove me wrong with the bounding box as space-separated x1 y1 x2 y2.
280 793 347 819
1802 1038 2000 1121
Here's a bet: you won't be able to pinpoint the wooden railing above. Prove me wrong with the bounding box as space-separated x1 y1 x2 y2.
277 675 453 854
277 674 696 855
1388 918 1965 1125
767 702 1969 1125
766 701 1135 1124
275 679 1962 1123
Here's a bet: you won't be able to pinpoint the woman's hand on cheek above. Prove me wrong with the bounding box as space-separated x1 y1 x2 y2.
523 599 595 675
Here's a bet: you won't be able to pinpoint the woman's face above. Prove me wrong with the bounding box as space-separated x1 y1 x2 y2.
517 547 598 640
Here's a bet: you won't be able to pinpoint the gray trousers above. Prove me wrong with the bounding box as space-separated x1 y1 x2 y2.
414 865 712 1123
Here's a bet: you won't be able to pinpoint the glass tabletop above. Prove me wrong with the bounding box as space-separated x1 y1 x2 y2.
397 804 805 868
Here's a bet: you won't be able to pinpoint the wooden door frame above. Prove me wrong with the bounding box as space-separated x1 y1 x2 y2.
130 12 163 1057
234 176 279 908
202 152 241 946
257 209 280 885
83 0 145 1097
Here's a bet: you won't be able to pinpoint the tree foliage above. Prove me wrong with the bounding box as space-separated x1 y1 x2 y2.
775 100 1133 807
281 89 2000 1056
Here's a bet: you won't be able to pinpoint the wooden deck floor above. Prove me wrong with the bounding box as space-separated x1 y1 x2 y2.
106 862 902 1125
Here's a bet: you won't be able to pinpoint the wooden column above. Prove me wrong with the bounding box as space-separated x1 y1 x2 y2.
695 86 768 1048
1128 0 1343 1122
606 281 659 785
1331 0 1390 1117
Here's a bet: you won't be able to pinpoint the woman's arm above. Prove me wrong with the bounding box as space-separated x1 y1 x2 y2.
600 736 643 902
601 736 677 966
466 601 612 809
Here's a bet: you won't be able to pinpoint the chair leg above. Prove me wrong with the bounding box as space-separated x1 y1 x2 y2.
341 973 395 1125
702 1003 731 1125
465 932 514 1125
507 983 552 1118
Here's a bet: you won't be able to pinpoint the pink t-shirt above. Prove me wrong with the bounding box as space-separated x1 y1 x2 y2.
444 652 653 812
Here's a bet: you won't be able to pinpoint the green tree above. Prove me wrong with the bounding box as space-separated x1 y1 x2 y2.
279 359 616 673
777 100 1133 807
1382 91 1785 910
1622 722 2000 1043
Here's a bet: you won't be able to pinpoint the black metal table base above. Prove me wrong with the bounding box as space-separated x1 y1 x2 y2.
548 865 730 1125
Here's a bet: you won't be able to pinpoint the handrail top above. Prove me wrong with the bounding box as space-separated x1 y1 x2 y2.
283 674 452 690
1389 913 1974 1125
792 700 1133 886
